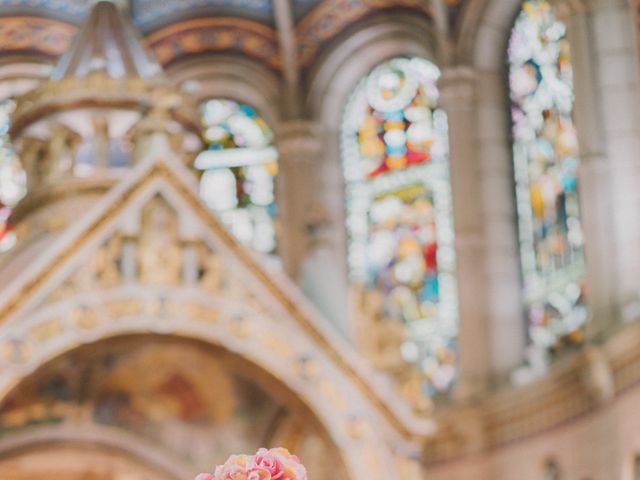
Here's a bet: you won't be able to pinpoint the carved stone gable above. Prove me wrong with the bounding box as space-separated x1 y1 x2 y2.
0 155 429 480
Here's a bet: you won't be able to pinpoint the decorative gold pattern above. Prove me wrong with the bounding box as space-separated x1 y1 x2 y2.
11 74 200 139
0 6 440 73
145 18 282 70
0 16 75 58
198 242 224 293
295 0 432 67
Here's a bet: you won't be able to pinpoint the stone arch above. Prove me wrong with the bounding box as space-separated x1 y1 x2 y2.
0 423 192 480
0 333 355 480
453 0 521 68
162 54 287 273
456 0 528 379
472 0 523 70
306 13 438 121
0 288 399 480
165 54 282 128
0 58 54 99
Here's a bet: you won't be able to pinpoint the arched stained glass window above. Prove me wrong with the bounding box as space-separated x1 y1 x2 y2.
0 99 24 252
341 57 458 395
196 99 278 259
508 0 587 353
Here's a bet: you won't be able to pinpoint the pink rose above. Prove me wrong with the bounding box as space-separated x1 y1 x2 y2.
214 455 252 480
267 448 293 459
253 448 284 480
292 463 307 480
195 474 214 480
206 448 306 480
215 469 247 480
280 463 306 480
247 466 272 480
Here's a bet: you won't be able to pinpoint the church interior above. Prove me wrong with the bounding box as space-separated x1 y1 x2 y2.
0 0 637 478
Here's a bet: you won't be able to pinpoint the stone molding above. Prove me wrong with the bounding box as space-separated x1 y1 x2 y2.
437 66 477 108
424 319 640 465
295 0 433 68
0 423 191 480
275 121 324 162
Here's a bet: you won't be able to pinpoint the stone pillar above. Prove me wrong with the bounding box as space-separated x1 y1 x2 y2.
276 121 321 278
438 67 491 398
556 0 616 337
276 121 350 332
474 67 528 382
555 0 640 337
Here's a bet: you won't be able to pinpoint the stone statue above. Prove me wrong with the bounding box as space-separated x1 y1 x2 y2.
138 197 182 286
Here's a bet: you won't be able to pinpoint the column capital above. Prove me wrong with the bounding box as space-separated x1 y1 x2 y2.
275 120 324 161
437 66 477 109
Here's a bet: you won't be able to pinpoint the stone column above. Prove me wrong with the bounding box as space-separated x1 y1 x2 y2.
438 67 492 398
276 121 350 333
474 66 528 382
276 121 321 277
555 0 640 337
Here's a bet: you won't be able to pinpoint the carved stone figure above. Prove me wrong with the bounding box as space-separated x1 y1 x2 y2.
138 196 182 286
47 122 81 179
92 115 110 168
95 234 122 288
198 243 223 293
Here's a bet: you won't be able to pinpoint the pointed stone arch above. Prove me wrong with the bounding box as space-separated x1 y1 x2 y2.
0 156 431 480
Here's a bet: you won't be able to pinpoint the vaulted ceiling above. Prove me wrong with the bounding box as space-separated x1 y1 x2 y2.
0 0 432 28
0 0 470 73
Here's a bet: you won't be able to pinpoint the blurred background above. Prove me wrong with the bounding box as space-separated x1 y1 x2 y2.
0 0 637 479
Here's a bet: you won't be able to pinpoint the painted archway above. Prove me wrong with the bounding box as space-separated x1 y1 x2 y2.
0 333 351 480
0 156 427 480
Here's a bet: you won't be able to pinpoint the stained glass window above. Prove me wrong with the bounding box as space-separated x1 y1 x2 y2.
508 0 587 353
341 57 458 395
195 99 278 259
0 99 24 252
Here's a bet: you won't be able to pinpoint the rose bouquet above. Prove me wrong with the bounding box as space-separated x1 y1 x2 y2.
195 447 307 480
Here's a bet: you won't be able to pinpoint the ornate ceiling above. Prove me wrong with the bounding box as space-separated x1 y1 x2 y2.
131 0 276 30
0 0 88 22
0 0 473 28
0 0 470 73
0 0 326 27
